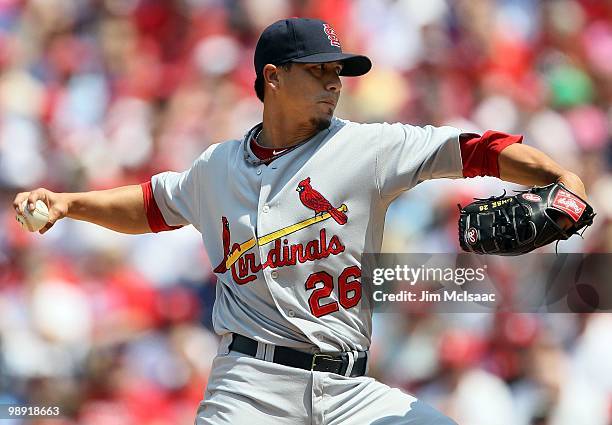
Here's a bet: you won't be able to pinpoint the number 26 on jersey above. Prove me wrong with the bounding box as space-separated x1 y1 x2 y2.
305 266 362 317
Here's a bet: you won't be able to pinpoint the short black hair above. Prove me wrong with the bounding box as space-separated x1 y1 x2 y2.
254 62 293 102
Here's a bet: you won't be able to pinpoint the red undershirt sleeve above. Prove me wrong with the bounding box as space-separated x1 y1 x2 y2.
460 130 523 178
141 181 183 233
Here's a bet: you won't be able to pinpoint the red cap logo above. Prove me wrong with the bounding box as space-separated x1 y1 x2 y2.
323 24 341 48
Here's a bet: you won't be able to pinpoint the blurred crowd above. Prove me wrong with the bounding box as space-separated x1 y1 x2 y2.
0 0 611 424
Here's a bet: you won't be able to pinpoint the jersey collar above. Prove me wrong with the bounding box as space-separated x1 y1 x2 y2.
242 121 338 166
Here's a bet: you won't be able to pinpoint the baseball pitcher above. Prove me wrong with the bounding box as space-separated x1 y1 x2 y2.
13 18 594 425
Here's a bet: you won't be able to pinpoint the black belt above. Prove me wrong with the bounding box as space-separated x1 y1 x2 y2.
229 334 368 377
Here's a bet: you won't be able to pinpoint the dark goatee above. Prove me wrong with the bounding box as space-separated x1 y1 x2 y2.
310 116 332 133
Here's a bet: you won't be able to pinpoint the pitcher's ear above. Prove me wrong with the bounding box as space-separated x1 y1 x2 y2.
263 64 280 90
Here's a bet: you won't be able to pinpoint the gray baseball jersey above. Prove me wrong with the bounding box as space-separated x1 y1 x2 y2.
150 117 463 353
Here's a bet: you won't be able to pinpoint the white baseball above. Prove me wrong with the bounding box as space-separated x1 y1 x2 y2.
16 200 50 232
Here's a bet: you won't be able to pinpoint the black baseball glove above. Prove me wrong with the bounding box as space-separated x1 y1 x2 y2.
458 183 595 255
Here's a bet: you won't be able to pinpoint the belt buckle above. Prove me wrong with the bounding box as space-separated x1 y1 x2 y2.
311 353 335 371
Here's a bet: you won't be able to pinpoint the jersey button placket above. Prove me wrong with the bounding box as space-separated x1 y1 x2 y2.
257 166 279 289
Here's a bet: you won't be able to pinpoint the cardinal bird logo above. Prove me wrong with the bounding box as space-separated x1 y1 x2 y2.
296 177 348 225
213 216 231 273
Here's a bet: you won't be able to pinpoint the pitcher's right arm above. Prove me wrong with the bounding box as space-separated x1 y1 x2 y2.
12 185 151 235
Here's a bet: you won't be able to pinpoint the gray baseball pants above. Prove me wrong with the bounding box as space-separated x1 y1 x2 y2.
195 337 457 425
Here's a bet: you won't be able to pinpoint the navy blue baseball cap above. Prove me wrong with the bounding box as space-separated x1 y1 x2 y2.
254 18 372 77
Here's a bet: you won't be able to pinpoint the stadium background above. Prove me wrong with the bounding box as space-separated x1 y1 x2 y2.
1 0 611 424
